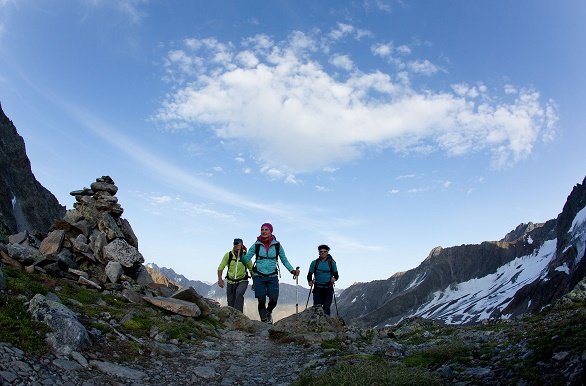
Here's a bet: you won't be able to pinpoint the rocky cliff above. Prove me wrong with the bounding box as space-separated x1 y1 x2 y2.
0 103 65 241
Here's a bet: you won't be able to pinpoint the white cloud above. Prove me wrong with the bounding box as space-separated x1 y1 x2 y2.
155 29 557 174
329 22 371 41
315 185 331 192
141 193 233 220
396 174 418 180
330 54 354 71
407 59 439 75
371 42 393 58
148 194 174 204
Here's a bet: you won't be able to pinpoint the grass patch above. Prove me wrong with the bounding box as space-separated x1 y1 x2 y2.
524 302 586 363
5 267 48 297
120 313 218 342
57 282 103 304
292 355 441 386
404 339 470 368
0 294 49 353
121 313 155 336
321 338 345 351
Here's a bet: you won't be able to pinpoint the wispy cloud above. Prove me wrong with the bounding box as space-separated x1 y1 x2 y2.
154 26 556 174
59 102 290 217
139 192 234 220
83 0 147 24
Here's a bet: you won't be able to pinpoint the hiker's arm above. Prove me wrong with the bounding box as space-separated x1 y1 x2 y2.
217 252 229 272
217 270 225 288
331 260 339 282
217 252 230 288
245 259 254 277
241 246 255 265
277 244 295 272
306 261 314 284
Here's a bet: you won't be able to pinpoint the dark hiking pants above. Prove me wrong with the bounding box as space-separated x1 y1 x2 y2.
226 280 248 313
252 276 279 321
313 285 334 316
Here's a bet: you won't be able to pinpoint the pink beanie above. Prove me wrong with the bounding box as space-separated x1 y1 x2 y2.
261 222 273 232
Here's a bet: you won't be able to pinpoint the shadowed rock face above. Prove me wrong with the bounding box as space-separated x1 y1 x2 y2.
0 103 65 240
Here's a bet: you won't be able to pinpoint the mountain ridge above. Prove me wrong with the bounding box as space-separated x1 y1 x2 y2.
338 176 586 327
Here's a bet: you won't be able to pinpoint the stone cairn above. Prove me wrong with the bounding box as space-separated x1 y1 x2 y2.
0 176 213 318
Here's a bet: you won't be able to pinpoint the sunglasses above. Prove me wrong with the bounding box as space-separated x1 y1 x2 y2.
319 250 328 253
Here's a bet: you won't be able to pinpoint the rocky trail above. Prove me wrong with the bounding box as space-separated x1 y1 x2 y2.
1 324 322 386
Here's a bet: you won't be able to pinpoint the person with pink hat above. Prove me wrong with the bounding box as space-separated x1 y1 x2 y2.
240 223 300 324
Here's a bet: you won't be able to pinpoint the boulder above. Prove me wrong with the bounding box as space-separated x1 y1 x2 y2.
103 238 144 268
171 286 212 316
39 230 65 256
28 294 91 356
142 296 202 317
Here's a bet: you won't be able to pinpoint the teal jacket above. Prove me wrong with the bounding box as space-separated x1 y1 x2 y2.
308 256 339 286
241 238 295 277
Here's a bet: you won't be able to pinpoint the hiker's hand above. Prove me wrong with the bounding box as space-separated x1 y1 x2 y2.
330 277 336 284
291 268 300 278
218 278 224 288
308 280 314 287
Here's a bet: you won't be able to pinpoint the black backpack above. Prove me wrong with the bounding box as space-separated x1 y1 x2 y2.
313 256 334 285
252 242 281 277
226 250 249 281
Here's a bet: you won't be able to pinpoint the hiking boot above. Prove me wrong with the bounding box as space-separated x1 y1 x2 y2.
266 313 273 324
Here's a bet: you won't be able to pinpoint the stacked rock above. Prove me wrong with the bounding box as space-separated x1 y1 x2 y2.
2 176 151 289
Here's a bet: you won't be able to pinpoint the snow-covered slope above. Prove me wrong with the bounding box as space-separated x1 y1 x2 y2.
338 176 586 327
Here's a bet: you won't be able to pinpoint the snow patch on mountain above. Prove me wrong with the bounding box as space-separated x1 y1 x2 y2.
403 238 558 325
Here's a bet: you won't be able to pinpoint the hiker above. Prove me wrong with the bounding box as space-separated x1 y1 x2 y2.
307 244 339 316
217 238 253 313
240 223 300 324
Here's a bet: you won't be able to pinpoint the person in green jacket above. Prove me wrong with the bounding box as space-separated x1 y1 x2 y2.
217 238 253 313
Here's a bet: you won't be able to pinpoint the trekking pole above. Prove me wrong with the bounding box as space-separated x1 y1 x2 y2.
333 282 339 317
295 266 299 313
305 282 313 310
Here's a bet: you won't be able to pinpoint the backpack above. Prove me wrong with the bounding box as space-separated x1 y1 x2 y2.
252 242 281 277
226 250 249 281
313 256 334 286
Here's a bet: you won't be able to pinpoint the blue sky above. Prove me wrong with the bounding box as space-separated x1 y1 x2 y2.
1 1 584 289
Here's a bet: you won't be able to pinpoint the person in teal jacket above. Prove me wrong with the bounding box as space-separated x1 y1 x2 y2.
240 223 300 324
307 244 339 316
217 238 253 313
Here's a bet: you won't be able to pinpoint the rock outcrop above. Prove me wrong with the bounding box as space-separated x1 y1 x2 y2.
0 103 65 242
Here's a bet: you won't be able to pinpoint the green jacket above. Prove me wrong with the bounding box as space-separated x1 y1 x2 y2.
218 249 253 283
